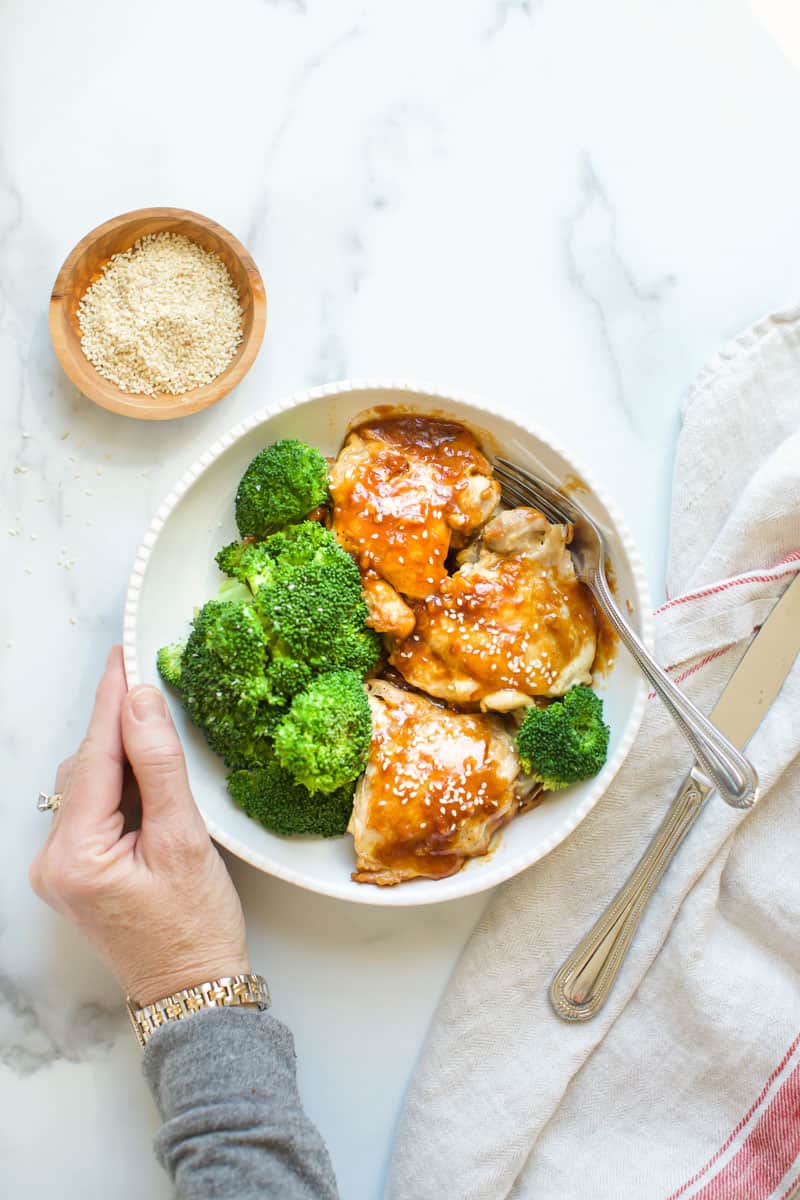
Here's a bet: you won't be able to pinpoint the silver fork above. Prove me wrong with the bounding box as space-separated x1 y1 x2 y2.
493 458 758 809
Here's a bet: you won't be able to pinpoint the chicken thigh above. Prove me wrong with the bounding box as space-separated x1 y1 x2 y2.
330 416 500 602
390 507 598 710
349 680 521 885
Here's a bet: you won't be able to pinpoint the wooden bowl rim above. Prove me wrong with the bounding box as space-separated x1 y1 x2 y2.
49 206 267 421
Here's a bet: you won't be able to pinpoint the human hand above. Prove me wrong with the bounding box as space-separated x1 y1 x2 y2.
30 647 250 1004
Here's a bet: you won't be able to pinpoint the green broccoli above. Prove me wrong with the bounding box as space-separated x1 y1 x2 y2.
334 630 383 676
215 540 251 578
157 450 379 808
274 670 372 794
228 758 355 837
216 522 334 590
178 599 281 768
258 520 333 567
263 652 312 705
515 685 610 791
256 545 381 675
214 521 380 698
156 641 185 689
235 439 329 539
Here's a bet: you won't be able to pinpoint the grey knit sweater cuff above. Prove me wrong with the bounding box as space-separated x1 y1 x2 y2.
143 1006 339 1199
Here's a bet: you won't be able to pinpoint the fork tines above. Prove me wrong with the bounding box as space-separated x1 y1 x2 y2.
493 458 574 526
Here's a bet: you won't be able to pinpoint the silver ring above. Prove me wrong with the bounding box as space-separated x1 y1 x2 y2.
37 792 62 813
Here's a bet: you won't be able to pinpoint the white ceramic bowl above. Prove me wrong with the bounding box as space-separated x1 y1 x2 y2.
123 381 652 906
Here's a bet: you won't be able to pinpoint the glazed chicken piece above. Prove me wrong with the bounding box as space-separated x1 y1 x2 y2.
349 680 521 886
390 507 597 711
361 573 416 640
330 417 500 603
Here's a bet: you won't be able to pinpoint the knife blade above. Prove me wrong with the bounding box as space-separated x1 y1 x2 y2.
550 569 800 1021
707 569 800 750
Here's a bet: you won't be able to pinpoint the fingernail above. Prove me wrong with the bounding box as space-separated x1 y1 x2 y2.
130 687 167 723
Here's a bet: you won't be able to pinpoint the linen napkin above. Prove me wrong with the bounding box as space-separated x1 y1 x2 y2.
387 309 800 1200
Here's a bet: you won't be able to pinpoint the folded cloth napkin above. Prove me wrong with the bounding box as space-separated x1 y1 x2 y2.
388 309 800 1200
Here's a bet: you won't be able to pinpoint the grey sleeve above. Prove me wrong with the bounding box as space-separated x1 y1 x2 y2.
142 1007 339 1200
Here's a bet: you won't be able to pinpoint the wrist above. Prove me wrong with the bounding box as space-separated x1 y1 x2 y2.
126 955 252 1007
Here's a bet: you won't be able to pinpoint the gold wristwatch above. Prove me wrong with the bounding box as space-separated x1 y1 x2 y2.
127 973 270 1048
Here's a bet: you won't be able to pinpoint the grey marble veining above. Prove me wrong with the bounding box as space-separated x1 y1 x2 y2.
564 154 677 432
2 0 800 1196
0 968 121 1075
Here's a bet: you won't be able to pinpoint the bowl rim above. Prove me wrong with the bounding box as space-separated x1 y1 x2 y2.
123 379 653 906
49 206 267 422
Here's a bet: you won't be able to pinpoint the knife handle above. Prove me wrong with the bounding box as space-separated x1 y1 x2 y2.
549 771 711 1022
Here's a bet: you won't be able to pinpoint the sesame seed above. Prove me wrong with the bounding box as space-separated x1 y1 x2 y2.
78 232 244 395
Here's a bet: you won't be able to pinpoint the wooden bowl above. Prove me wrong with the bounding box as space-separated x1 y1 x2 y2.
49 207 267 420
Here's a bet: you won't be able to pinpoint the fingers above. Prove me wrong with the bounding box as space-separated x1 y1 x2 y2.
37 755 76 849
55 755 75 794
57 647 127 845
121 685 205 841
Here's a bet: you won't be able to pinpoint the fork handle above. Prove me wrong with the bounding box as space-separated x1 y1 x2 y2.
592 573 758 809
550 771 710 1021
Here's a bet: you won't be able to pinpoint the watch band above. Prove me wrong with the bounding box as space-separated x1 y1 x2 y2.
127 973 270 1048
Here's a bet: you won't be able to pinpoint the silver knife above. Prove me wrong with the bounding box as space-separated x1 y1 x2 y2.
550 570 800 1022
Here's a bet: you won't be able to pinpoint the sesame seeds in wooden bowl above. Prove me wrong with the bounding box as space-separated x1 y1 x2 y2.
49 208 267 421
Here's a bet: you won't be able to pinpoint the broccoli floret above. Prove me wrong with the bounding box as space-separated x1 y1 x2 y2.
264 652 312 704
186 600 268 676
256 547 381 675
274 670 371 794
156 641 184 689
233 544 278 593
228 758 355 837
210 521 378 715
215 540 250 578
216 541 277 593
216 522 334 591
179 600 281 768
515 685 610 791
333 628 383 676
222 521 382 676
235 439 329 539
260 520 333 566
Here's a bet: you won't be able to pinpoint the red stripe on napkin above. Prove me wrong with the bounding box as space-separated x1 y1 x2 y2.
697 1062 800 1199
778 1172 800 1200
646 644 737 701
655 554 800 615
666 1032 800 1200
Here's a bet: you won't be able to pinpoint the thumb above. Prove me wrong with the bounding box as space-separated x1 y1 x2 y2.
121 686 204 836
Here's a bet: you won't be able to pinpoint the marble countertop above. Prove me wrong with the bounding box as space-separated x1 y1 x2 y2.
3 1 800 1195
